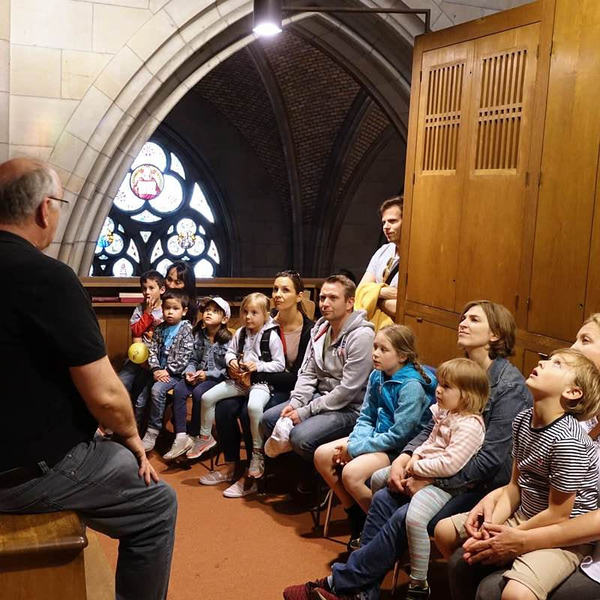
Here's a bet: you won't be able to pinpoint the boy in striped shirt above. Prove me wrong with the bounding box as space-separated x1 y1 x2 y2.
435 348 600 600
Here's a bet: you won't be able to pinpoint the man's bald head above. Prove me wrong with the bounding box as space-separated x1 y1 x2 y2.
0 158 61 225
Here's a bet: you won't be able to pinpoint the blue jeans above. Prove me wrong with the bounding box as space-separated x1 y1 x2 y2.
119 360 151 398
0 439 177 600
332 487 485 598
171 378 219 436
136 377 180 431
216 392 289 463
261 398 358 461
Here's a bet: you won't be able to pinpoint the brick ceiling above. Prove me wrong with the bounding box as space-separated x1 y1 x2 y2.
192 29 399 228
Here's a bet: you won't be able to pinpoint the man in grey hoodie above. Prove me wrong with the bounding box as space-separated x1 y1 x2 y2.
262 274 375 461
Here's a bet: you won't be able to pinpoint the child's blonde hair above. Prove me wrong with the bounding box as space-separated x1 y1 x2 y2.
379 325 431 384
240 292 270 319
551 348 600 421
436 358 489 414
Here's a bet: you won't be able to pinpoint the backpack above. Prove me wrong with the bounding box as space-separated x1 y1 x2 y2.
237 325 279 363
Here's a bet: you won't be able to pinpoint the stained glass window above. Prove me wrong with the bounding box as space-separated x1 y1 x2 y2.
91 139 224 277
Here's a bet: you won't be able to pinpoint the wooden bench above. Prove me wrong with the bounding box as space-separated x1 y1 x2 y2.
0 512 88 599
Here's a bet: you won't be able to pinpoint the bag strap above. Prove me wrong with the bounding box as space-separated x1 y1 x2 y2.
385 260 399 285
260 328 273 362
237 327 246 360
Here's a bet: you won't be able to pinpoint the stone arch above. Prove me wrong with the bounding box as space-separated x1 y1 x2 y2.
47 0 434 275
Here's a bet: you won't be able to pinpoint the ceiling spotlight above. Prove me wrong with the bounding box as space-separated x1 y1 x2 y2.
253 0 282 37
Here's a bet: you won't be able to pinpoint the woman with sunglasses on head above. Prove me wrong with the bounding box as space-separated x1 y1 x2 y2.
201 270 314 498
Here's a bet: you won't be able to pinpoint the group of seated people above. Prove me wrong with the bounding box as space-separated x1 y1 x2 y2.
114 245 600 600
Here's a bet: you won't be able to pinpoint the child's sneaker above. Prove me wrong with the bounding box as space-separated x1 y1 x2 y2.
163 435 194 460
248 449 265 478
141 428 159 452
405 581 430 599
199 469 235 486
223 478 257 498
186 434 216 459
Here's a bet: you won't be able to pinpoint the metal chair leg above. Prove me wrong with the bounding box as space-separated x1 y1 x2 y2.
392 559 400 596
322 489 334 537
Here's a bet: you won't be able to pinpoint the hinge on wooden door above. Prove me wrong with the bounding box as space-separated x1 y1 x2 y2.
405 272 408 287
526 297 532 311
536 44 539 59
538 172 542 187
419 71 422 82
412 172 416 185
515 294 519 310
525 172 530 187
550 40 554 56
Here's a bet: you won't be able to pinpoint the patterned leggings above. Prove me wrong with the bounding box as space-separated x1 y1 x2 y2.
406 485 452 581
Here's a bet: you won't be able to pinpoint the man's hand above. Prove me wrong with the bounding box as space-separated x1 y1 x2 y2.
185 371 196 383
153 369 170 382
196 370 207 382
378 285 398 300
388 453 411 493
333 443 351 466
463 524 526 565
464 493 498 539
119 433 160 486
401 476 433 497
242 361 257 372
228 359 240 372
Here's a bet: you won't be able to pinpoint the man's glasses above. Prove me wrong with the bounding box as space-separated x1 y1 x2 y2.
47 195 69 205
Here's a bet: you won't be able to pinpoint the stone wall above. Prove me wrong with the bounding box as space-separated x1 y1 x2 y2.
0 0 533 274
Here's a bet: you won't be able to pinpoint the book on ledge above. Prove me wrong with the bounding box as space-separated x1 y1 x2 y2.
91 296 120 303
119 292 144 303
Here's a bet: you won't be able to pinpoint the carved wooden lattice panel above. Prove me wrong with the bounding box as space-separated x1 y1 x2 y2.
475 49 527 170
422 62 465 171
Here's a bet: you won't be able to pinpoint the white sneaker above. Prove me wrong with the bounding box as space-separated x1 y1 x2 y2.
141 428 159 452
264 416 294 457
199 469 235 486
186 434 217 460
163 435 194 460
248 450 265 479
223 478 257 498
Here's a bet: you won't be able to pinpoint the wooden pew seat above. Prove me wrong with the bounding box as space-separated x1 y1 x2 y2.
0 511 88 599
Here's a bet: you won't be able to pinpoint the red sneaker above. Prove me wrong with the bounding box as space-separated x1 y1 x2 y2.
283 577 331 600
311 587 361 600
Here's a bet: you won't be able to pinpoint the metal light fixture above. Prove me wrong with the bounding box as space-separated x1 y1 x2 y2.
252 0 431 38
253 0 283 37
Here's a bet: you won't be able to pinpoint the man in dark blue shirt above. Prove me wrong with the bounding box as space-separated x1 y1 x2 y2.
0 157 177 600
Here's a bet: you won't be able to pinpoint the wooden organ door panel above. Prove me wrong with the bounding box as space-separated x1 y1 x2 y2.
455 24 539 311
528 0 600 340
404 316 462 368
407 42 473 311
585 149 600 318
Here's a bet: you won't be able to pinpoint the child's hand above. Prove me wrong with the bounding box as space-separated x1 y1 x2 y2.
185 371 196 383
243 361 257 372
228 359 240 373
332 443 351 466
196 370 207 382
154 369 170 382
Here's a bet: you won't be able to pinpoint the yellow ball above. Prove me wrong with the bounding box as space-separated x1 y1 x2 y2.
128 342 149 364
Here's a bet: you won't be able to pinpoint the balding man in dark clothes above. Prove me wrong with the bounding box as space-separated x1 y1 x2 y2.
0 158 177 600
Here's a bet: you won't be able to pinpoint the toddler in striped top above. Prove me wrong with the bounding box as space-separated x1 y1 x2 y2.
403 358 489 600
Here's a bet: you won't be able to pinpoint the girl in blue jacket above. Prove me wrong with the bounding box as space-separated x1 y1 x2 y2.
314 324 436 547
